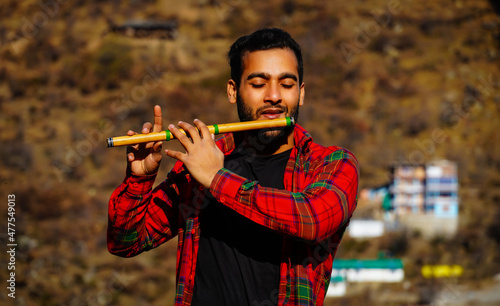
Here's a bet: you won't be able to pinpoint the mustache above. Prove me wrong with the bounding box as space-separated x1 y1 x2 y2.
256 105 288 116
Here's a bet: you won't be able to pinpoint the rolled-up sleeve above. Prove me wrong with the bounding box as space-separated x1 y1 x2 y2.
209 148 359 242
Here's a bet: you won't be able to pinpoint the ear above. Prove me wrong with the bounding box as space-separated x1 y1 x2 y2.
227 79 237 104
299 82 305 106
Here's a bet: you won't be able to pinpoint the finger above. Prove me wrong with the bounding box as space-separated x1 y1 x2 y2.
164 149 185 162
127 151 135 162
153 105 163 133
193 119 211 140
153 141 163 152
142 122 153 134
126 136 140 151
169 123 193 149
126 131 139 150
178 121 201 143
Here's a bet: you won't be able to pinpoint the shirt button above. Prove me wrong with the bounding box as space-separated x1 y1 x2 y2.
133 183 138 188
191 228 195 234
220 197 225 203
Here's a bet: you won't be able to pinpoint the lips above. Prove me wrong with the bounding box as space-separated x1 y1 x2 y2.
259 107 286 119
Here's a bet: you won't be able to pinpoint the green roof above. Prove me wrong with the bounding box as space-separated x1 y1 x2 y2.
332 259 403 270
331 276 346 283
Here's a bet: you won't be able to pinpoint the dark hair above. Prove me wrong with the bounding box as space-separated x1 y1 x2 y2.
228 28 303 89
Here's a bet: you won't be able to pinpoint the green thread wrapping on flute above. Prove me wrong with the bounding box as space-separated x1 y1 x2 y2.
213 124 219 135
165 130 171 141
286 117 291 126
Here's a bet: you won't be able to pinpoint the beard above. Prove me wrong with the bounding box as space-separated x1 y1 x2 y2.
235 92 300 148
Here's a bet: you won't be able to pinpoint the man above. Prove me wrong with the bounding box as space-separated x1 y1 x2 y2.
108 28 358 305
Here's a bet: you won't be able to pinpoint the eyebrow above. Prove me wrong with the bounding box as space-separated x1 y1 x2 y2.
247 72 298 82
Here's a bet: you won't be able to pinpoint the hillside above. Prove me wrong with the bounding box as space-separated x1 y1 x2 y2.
1 0 499 304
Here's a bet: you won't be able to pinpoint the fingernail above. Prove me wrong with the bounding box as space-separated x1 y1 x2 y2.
168 124 175 129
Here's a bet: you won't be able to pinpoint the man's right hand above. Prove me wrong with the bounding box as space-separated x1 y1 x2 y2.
126 105 163 176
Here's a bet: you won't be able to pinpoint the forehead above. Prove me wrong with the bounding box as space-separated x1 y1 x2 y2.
241 48 299 77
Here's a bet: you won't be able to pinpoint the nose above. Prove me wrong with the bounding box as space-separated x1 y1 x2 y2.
264 82 282 104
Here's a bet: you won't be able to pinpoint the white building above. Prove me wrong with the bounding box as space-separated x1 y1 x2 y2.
331 259 404 283
326 276 347 297
347 220 385 238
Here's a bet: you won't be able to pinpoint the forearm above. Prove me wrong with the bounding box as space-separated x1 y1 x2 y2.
107 173 178 257
209 152 359 242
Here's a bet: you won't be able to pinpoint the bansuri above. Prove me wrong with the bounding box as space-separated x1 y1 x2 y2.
106 117 295 147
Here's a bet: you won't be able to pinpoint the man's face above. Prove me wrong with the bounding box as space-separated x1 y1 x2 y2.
228 48 305 142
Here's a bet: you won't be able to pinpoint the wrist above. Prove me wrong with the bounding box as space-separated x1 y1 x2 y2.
201 168 221 189
125 173 157 195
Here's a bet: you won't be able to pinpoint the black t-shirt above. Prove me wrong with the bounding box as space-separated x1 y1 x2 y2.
191 148 292 306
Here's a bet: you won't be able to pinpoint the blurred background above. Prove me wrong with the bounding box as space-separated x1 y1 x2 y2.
0 0 499 305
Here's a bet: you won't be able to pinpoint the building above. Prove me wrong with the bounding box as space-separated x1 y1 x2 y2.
424 160 459 218
331 258 404 284
327 259 404 297
388 160 459 217
392 164 426 215
106 19 178 39
347 220 385 238
326 276 347 297
389 160 459 237
361 160 459 237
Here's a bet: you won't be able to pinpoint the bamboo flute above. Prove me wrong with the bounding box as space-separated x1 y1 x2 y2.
106 117 295 147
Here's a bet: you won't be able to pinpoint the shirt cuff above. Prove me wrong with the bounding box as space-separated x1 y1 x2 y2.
209 168 247 204
125 173 157 195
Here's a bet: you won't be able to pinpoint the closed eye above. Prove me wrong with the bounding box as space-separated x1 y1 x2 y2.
251 83 265 88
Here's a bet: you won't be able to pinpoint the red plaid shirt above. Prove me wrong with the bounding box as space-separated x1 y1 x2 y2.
108 124 358 305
